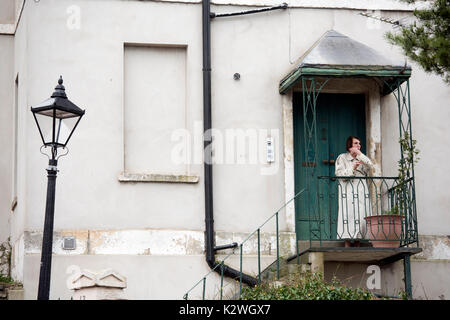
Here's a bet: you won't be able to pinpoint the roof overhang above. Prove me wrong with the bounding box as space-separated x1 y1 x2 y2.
279 30 412 95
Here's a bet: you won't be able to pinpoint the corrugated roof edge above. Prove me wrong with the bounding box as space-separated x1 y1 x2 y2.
279 66 411 95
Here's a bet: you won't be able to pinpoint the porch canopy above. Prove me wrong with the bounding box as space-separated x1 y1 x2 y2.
279 30 411 95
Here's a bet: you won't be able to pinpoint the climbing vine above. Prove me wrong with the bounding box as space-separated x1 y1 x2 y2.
392 131 420 215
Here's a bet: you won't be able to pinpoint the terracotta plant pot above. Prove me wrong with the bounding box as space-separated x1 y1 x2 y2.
364 215 404 248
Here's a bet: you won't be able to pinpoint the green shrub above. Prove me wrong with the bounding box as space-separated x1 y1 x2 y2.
240 272 375 300
0 274 15 284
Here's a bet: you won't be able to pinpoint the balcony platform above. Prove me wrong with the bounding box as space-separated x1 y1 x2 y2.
290 241 422 265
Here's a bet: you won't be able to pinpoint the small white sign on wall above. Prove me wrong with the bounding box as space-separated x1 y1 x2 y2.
266 137 275 163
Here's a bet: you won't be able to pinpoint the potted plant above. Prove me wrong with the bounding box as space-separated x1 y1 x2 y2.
364 206 404 248
364 132 419 248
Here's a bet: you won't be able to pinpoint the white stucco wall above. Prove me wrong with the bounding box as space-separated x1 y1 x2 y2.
405 73 450 236
17 1 445 236
0 34 14 245
380 50 450 236
23 0 205 232
2 0 449 299
7 3 30 282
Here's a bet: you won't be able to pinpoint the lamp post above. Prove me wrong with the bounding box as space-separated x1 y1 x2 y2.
31 76 85 300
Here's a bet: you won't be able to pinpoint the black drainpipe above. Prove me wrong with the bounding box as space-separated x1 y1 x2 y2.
202 0 257 287
202 0 288 287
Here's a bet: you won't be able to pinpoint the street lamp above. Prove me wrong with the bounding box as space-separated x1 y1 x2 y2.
31 76 85 300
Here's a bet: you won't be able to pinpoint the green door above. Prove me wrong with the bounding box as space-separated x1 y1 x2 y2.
293 93 366 240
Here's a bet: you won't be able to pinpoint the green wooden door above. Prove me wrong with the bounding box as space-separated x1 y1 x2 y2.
293 93 366 240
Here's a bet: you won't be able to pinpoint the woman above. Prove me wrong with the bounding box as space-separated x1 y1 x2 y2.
335 136 375 247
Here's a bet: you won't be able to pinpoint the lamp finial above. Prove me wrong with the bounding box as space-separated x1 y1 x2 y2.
51 75 67 98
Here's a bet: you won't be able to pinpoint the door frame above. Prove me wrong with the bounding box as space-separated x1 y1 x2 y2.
282 78 382 233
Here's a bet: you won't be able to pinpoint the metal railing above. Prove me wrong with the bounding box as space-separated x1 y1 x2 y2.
301 176 418 246
183 188 306 300
183 175 419 299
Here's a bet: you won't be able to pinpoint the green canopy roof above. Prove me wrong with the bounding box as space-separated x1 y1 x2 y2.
279 30 411 95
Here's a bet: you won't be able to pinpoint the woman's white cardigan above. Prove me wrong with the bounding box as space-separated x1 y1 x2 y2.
335 152 375 239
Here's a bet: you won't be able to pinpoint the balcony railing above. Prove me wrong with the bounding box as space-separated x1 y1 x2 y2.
300 176 418 247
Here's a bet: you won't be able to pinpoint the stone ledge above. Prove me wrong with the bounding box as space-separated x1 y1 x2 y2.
415 235 450 260
23 229 297 256
7 288 24 300
118 172 199 184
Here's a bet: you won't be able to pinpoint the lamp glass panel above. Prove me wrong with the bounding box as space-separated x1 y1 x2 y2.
34 112 54 145
35 112 80 146
55 116 79 145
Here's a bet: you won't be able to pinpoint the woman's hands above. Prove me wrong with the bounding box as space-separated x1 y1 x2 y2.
349 147 363 170
353 161 363 170
349 147 362 158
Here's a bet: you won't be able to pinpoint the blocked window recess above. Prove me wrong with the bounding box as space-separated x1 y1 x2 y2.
123 44 189 178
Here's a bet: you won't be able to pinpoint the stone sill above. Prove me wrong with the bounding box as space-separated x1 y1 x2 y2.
0 24 15 35
0 0 25 35
118 172 199 184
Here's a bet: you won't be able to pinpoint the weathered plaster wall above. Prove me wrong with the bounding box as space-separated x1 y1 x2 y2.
22 229 296 257
8 1 30 283
0 35 14 245
0 31 15 280
381 259 450 299
19 0 440 240
328 256 450 300
0 241 12 278
22 254 280 299
5 0 449 299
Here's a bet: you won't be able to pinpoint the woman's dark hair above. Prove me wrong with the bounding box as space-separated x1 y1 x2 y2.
346 136 361 151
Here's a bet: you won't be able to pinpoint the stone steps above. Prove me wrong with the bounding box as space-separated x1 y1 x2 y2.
0 284 7 300
0 282 24 300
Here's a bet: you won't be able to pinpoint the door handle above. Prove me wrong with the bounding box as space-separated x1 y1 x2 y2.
302 162 316 167
322 160 335 165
